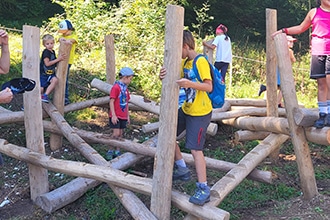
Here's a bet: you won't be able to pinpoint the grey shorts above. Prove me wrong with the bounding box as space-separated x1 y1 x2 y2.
176 108 212 151
310 55 330 79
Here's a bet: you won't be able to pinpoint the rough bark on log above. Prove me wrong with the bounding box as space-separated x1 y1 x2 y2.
0 141 229 220
234 130 270 143
212 107 286 121
210 133 289 203
142 121 218 136
221 116 330 146
293 107 319 127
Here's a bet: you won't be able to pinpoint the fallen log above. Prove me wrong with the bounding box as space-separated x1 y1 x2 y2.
221 116 330 146
210 133 289 203
234 130 270 143
0 141 230 220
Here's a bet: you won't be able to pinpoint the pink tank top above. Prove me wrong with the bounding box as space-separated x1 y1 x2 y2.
311 7 330 55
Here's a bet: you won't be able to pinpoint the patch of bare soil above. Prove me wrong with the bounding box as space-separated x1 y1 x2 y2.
1 98 330 219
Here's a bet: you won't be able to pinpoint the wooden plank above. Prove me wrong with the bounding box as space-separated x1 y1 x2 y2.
274 33 318 199
150 5 184 219
49 40 71 151
22 25 49 201
105 34 116 85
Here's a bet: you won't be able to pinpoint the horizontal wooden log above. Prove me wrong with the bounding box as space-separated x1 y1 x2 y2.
40 120 272 183
210 133 289 204
234 130 270 143
212 107 286 121
226 98 267 107
293 107 318 127
222 116 330 146
0 141 229 220
142 121 218 136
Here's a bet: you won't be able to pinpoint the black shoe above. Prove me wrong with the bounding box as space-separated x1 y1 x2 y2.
0 153 4 166
326 114 330 127
258 84 267 96
314 113 327 129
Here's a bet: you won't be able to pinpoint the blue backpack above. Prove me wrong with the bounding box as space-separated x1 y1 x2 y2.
192 54 226 109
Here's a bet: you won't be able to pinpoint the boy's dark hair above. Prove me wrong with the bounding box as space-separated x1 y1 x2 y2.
183 30 195 50
316 0 321 7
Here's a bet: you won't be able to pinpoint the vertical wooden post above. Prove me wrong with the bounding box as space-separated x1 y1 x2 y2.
49 41 71 151
266 8 280 161
22 25 49 200
150 5 184 219
203 39 214 64
274 33 318 200
105 34 116 85
266 8 278 117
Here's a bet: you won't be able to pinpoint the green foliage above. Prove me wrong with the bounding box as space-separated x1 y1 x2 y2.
192 0 214 36
84 184 119 220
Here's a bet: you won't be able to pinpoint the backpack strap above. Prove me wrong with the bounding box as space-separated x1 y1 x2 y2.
192 54 205 82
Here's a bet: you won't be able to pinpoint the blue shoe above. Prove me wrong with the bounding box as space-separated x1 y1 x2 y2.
173 165 191 181
314 113 327 129
41 94 49 103
106 150 114 160
189 183 210 206
114 150 121 158
0 153 3 166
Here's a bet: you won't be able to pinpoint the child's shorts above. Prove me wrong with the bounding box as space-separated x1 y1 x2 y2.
109 118 127 129
176 108 211 151
310 55 330 79
40 74 56 88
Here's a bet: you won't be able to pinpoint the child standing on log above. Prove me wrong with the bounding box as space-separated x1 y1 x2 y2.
159 30 213 206
40 34 65 103
106 67 135 160
272 0 330 128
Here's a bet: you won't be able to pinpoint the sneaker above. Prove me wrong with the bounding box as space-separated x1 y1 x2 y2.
314 112 327 129
0 153 3 166
106 150 114 160
64 98 70 106
114 150 121 158
41 94 49 103
173 165 191 181
189 183 210 206
326 114 330 127
258 84 267 96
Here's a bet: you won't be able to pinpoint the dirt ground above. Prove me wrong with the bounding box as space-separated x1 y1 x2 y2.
1 96 330 220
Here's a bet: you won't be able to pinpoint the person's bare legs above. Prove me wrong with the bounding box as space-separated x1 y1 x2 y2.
45 77 58 96
191 149 207 183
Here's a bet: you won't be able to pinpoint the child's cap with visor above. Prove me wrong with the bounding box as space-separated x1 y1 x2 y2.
119 67 135 77
58 20 74 32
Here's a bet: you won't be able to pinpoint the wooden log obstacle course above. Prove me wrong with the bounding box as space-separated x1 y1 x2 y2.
0 6 327 219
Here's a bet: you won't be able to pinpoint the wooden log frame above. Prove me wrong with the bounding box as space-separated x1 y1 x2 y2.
41 103 157 219
0 140 230 220
22 25 49 201
234 130 270 143
222 116 330 146
50 39 72 151
274 33 318 199
150 5 184 218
